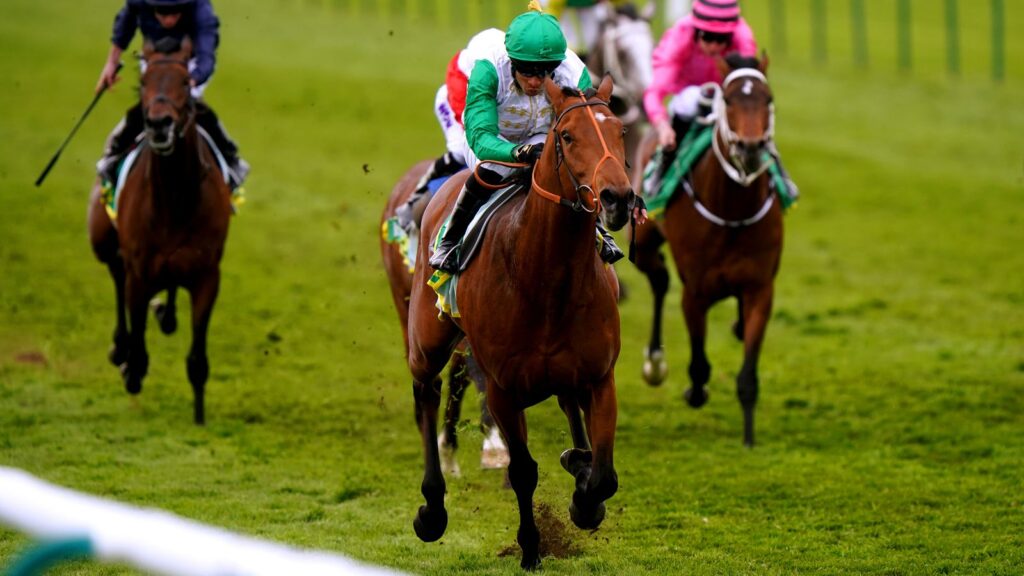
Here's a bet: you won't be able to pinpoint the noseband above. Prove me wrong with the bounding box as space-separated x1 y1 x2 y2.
710 68 775 186
531 97 624 214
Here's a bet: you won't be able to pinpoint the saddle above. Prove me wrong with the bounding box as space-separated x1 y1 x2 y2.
101 127 239 223
427 180 526 318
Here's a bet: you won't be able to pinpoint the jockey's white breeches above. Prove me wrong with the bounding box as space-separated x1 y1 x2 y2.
668 85 703 121
434 85 467 165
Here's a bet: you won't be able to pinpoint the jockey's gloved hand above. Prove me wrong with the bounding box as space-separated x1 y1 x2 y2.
513 143 544 165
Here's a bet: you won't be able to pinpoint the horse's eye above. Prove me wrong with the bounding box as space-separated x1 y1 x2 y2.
561 130 573 144
622 127 629 136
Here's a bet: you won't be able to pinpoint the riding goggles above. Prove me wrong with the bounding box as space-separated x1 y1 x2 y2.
696 30 733 45
511 59 560 79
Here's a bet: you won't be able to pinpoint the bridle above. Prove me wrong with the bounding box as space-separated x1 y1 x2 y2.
531 96 625 214
684 68 777 228
141 57 196 144
710 68 775 186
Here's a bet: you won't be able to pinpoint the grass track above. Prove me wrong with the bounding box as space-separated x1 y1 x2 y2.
1 1 1023 574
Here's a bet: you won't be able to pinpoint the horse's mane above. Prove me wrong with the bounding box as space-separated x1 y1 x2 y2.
725 53 761 72
153 36 183 54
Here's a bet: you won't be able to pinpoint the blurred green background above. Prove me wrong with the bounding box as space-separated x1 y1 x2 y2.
1 1 1022 574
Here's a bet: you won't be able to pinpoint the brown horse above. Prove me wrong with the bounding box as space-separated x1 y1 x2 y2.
405 75 635 570
87 37 231 425
630 55 782 447
380 161 508 475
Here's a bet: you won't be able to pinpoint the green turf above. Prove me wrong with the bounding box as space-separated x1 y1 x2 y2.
1 1 1023 574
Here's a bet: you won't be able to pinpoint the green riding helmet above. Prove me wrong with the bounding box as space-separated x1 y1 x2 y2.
505 10 567 63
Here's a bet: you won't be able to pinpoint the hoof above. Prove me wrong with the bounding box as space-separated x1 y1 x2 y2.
152 300 177 335
684 386 708 408
569 499 606 530
108 344 127 367
413 505 447 542
559 448 592 477
642 346 667 386
120 363 142 395
520 553 541 571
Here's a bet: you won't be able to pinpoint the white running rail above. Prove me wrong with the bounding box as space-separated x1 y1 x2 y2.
0 467 407 576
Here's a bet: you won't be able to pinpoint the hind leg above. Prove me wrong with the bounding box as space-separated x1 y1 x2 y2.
438 350 470 477
682 288 711 408
186 271 220 425
487 386 540 570
632 223 670 386
466 353 508 470
737 286 773 447
153 286 178 335
88 183 128 367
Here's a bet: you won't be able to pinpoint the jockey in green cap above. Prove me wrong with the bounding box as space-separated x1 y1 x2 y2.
428 1 623 273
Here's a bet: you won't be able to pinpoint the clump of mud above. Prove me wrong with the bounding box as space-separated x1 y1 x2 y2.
497 501 584 560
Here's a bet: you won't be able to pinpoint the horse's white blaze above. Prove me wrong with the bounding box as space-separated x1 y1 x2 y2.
742 80 754 95
595 112 609 123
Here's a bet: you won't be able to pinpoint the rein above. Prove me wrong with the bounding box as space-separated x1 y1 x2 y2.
531 97 623 214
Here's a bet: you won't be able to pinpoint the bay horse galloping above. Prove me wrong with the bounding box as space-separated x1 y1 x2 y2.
405 75 635 570
631 56 782 447
380 161 508 475
87 37 231 425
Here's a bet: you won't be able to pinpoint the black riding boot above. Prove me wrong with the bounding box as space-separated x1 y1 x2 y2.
196 100 249 188
596 223 625 264
97 103 144 184
428 168 498 273
396 152 462 231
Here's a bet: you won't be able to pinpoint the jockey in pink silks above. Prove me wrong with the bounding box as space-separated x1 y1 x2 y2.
642 0 796 198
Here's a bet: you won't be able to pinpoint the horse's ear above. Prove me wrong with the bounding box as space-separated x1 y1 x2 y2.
544 77 564 109
759 50 770 75
596 73 614 103
641 1 656 21
715 56 731 78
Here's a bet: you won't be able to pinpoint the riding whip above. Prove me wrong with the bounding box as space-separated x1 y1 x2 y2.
35 61 124 187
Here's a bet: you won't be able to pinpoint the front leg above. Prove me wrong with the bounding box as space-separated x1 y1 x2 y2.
186 271 220 425
487 386 540 570
569 378 618 531
121 271 150 395
737 286 774 447
411 374 447 542
682 289 711 408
